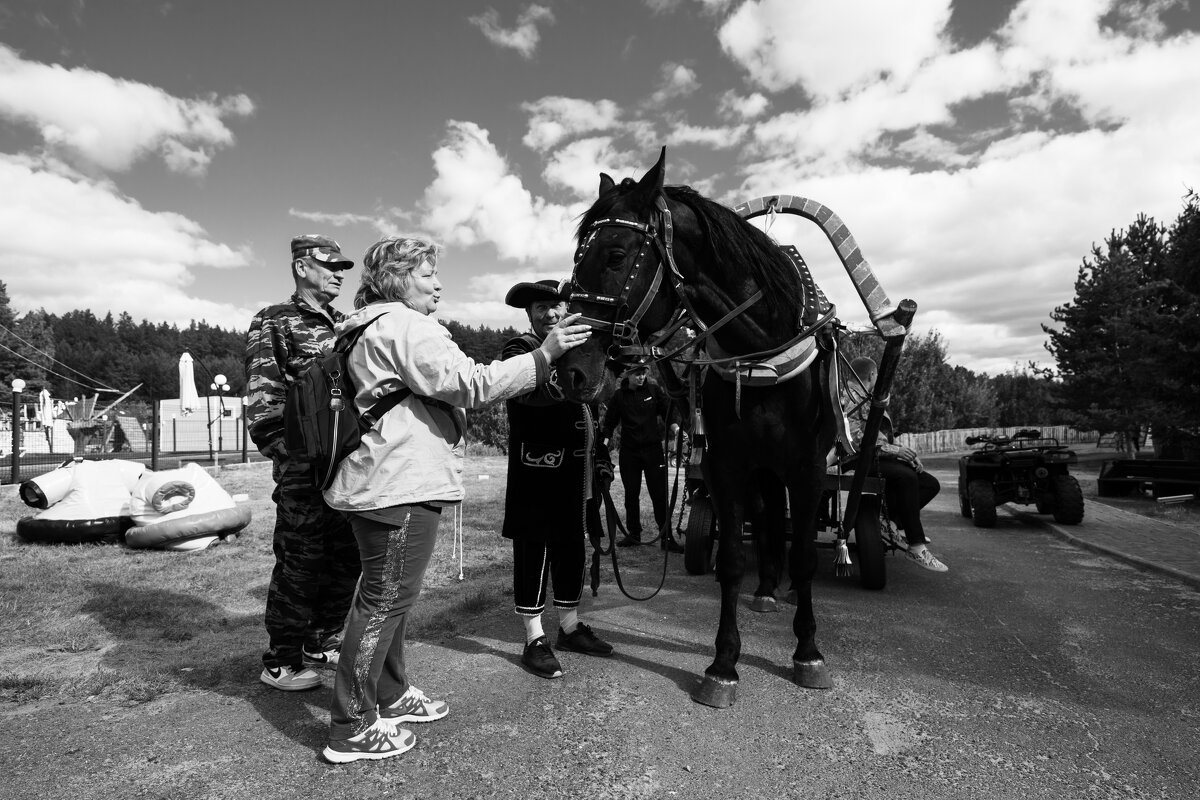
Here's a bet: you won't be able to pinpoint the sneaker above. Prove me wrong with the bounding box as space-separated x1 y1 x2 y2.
906 548 949 573
380 685 449 724
260 665 322 691
556 623 614 657
303 647 340 669
617 535 642 547
521 636 563 679
322 720 416 764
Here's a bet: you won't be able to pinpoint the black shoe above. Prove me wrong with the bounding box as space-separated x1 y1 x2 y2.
660 536 683 553
617 535 642 547
556 623 614 657
521 636 563 679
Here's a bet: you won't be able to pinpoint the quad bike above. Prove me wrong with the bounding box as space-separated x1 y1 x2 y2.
957 429 1084 527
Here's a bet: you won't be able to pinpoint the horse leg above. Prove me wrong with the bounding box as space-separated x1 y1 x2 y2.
787 468 833 689
750 476 786 613
691 494 746 708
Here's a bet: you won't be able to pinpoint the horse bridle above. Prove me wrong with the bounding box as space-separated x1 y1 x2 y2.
568 193 782 373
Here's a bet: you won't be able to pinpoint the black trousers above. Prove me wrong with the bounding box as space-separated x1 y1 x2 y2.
875 457 940 546
618 444 668 538
512 534 585 617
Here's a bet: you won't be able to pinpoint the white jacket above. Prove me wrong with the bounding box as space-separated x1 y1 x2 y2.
323 302 545 511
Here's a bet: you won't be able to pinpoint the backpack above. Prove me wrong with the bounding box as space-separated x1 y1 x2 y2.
283 314 411 491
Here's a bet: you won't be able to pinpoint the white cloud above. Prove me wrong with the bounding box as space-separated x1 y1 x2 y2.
649 62 701 105
468 5 555 58
718 0 952 96
542 137 643 199
664 122 748 148
0 43 253 175
718 90 769 120
420 120 586 266
522 96 622 152
289 207 413 238
0 153 255 329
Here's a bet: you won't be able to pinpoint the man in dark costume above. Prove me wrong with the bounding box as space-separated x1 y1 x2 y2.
500 279 615 679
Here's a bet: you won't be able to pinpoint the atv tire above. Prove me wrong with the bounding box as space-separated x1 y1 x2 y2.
969 480 997 528
1051 474 1085 525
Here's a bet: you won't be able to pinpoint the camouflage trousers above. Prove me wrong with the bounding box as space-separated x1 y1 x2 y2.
262 456 361 669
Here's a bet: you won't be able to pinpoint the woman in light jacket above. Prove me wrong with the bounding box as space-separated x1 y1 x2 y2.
321 235 590 764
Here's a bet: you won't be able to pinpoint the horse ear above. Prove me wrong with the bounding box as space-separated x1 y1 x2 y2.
598 172 615 197
632 147 666 206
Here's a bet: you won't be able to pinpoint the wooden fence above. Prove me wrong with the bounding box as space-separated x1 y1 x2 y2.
895 426 1101 455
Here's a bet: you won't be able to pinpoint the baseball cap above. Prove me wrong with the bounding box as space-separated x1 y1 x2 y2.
291 234 354 269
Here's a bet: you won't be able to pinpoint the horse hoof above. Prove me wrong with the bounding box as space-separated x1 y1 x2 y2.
781 589 798 605
691 675 738 708
792 659 833 689
749 595 778 613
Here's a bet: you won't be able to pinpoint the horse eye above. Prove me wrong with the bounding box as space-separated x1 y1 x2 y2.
605 249 627 267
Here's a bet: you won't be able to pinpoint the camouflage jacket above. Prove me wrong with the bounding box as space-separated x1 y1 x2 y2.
244 293 345 457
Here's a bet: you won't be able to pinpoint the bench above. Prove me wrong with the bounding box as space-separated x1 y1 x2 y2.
1097 459 1200 500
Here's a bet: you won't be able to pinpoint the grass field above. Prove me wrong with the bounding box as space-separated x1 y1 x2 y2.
0 454 563 705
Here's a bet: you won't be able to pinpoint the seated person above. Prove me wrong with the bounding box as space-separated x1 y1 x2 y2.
843 357 948 573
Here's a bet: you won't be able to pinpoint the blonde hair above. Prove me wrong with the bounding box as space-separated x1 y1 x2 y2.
354 235 443 309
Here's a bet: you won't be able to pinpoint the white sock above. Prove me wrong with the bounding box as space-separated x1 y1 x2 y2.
523 615 545 644
560 609 579 634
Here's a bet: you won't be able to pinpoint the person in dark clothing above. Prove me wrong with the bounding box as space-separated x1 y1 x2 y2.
500 279 615 680
244 234 363 691
601 363 682 551
846 357 947 573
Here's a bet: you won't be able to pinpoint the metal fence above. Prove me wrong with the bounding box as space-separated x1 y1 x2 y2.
2 392 259 485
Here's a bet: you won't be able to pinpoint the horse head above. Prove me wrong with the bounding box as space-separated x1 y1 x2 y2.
558 147 683 403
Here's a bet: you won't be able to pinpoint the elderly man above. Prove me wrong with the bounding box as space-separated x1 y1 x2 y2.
499 279 615 679
244 234 363 690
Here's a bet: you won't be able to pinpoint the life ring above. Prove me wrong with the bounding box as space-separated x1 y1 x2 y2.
151 480 195 513
124 504 251 549
125 463 252 550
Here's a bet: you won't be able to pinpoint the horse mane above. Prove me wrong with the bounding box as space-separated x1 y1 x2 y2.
577 182 802 320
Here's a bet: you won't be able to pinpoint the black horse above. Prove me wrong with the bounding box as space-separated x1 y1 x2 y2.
557 149 841 707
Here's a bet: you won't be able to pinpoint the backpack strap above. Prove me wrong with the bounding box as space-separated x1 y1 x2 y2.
336 312 459 436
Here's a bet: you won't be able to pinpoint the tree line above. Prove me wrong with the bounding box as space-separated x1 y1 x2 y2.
3 189 1195 455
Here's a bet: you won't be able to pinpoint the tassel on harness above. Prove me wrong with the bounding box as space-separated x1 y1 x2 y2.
834 536 853 578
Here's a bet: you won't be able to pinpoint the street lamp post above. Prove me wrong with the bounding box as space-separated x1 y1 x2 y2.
210 373 230 456
10 378 25 485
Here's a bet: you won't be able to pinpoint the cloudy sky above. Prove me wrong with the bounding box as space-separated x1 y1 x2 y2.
1 0 1198 375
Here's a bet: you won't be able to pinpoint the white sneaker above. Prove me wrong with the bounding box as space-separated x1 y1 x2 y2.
260 665 322 691
323 720 416 763
906 548 948 573
303 647 340 668
380 685 450 724
883 519 907 551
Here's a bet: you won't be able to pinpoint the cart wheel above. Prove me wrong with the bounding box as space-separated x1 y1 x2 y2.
969 480 997 528
685 494 716 575
1051 474 1085 524
854 494 886 591
958 488 972 518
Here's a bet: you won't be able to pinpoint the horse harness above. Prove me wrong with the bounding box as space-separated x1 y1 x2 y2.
568 193 840 414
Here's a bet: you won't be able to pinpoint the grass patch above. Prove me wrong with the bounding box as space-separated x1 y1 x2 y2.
0 454 569 706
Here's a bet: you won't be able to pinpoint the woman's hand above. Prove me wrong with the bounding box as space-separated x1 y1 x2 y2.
539 313 592 361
